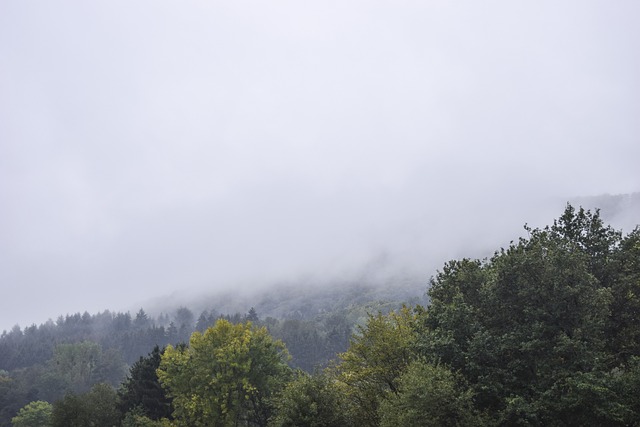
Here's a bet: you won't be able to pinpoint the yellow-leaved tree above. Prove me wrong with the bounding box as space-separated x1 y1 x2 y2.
157 319 291 427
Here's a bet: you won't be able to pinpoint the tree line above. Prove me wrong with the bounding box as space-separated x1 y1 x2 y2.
6 204 640 425
1 280 404 425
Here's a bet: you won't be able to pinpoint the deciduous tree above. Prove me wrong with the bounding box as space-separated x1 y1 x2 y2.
379 360 483 427
270 371 351 427
11 400 52 427
336 307 415 427
51 383 119 427
157 319 291 427
414 205 639 424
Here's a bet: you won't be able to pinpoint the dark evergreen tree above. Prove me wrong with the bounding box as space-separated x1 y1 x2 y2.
118 346 173 420
165 322 178 345
195 311 210 332
134 309 150 329
247 307 259 322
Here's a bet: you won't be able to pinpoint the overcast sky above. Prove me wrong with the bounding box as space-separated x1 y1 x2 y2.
1 1 639 331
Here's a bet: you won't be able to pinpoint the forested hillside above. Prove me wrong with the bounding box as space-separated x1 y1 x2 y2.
0 283 414 425
2 204 640 426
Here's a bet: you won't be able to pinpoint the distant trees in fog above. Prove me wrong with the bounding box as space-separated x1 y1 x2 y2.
2 205 640 425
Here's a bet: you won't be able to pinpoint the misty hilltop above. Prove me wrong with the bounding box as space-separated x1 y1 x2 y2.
2 1 639 332
1 191 638 334
3 194 638 336
2 203 640 426
1 1 638 424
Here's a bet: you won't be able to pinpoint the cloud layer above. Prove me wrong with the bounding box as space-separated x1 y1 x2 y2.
1 1 639 330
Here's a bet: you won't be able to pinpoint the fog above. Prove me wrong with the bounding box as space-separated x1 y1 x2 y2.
1 1 639 331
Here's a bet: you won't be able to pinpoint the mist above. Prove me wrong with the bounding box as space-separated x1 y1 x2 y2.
1 1 639 331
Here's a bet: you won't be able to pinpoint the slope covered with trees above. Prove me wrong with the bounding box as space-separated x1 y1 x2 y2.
407 205 640 425
0 286 408 425
1 204 639 426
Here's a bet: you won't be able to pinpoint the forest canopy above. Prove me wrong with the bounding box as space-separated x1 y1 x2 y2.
1 204 639 426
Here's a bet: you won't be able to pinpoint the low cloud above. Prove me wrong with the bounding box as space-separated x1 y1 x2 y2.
1 1 638 330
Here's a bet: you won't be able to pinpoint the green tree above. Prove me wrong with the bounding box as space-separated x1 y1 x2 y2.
607 228 640 364
119 345 173 420
11 400 53 427
548 206 640 365
246 308 259 323
274 320 325 372
270 371 352 427
0 370 30 427
379 360 484 427
51 341 102 393
157 319 292 427
336 307 415 427
134 309 151 329
122 406 174 427
549 204 621 285
414 205 639 424
44 341 126 396
51 383 119 427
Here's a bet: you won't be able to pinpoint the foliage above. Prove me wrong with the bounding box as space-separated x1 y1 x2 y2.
51 383 120 427
0 371 30 427
607 228 640 364
157 319 292 427
122 406 174 427
1 203 639 426
268 320 326 372
269 371 352 427
52 341 102 392
336 307 415 427
414 205 640 424
35 340 127 402
119 345 173 420
11 400 52 427
379 360 484 427
0 289 383 426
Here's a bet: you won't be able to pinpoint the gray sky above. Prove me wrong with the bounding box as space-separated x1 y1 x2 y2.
1 1 639 331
